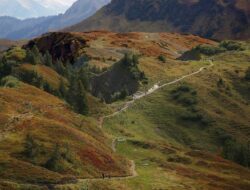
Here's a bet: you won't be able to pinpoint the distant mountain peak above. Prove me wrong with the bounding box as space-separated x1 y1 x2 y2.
0 0 111 39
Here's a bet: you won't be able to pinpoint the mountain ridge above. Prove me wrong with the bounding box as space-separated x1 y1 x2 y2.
66 0 250 40
0 0 110 40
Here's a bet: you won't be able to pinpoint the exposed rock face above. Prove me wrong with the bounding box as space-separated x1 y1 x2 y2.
25 32 88 62
67 0 250 40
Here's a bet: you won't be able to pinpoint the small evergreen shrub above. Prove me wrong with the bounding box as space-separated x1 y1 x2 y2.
158 55 166 63
3 47 26 62
0 76 20 88
45 144 63 172
219 41 245 51
195 45 226 56
171 85 197 106
245 67 250 81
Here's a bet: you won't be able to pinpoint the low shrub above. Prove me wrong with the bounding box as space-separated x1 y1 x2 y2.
129 140 154 149
0 76 20 88
171 85 197 106
219 41 245 51
245 67 250 81
195 45 226 56
167 155 192 165
3 47 26 62
158 55 166 63
45 144 80 172
214 128 233 145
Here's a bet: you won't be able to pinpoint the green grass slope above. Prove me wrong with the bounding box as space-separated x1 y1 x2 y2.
55 41 250 190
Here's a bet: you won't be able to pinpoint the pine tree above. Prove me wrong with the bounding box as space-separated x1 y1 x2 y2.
76 80 89 115
59 77 67 99
66 75 78 106
25 49 37 65
0 59 12 79
31 45 42 64
31 71 44 88
55 60 66 76
132 54 139 65
78 67 90 90
31 46 41 58
65 61 73 79
43 81 53 94
43 51 53 67
23 134 39 159
122 53 133 66
66 77 89 115
45 144 62 171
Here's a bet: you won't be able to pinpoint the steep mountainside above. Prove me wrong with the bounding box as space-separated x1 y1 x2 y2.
66 0 250 40
0 0 110 40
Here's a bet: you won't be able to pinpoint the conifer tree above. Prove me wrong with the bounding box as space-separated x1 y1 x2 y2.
43 81 53 94
132 54 139 65
66 76 89 115
67 75 77 105
78 67 90 90
0 58 12 79
122 53 133 66
25 49 37 65
76 80 89 115
23 134 39 159
55 60 66 76
65 61 73 79
44 51 53 67
45 144 61 171
31 45 42 64
59 77 67 99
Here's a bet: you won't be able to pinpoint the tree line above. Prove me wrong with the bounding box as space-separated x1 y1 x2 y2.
0 45 89 115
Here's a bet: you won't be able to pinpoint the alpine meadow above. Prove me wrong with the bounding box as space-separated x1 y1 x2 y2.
0 0 249 190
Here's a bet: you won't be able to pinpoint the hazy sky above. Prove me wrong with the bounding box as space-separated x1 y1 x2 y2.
0 0 78 19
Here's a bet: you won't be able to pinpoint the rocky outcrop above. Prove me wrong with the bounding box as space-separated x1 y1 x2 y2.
25 32 88 62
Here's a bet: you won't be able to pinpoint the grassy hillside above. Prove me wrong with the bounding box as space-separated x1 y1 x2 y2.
73 41 250 189
0 32 249 189
0 41 133 189
54 41 250 190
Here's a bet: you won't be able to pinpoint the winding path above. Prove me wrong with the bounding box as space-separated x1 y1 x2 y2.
92 60 214 182
1 60 214 188
102 60 214 120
